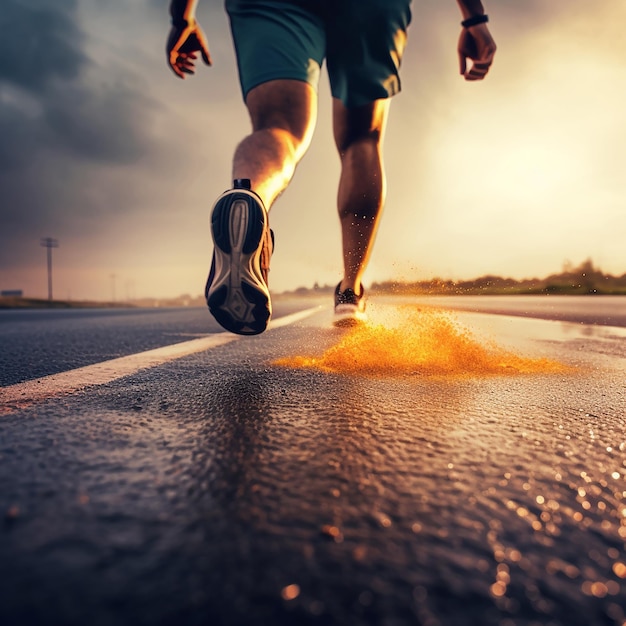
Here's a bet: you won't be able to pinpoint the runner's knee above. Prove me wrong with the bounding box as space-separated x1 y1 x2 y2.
246 80 316 150
333 99 389 153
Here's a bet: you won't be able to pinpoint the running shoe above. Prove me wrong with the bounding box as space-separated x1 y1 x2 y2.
205 179 273 335
333 282 367 327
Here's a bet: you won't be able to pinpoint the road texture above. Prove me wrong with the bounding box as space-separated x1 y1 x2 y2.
1 300 625 626
0 302 307 386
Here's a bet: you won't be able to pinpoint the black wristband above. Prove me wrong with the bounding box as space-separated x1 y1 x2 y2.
461 14 489 28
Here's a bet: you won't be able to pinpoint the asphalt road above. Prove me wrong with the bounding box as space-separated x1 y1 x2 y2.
405 295 626 328
1 297 625 626
0 301 311 387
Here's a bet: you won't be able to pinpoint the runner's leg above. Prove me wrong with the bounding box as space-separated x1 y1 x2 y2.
333 97 390 295
233 79 317 210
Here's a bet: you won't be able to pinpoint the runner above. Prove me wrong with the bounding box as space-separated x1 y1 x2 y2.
166 0 496 334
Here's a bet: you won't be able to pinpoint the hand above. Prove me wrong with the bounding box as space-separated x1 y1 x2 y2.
458 23 496 81
166 21 212 79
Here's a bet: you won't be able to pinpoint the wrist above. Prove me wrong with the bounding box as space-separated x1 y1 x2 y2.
171 16 195 28
169 0 197 27
461 14 489 28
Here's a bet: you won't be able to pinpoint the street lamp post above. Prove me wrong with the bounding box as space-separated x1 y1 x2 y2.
40 237 59 301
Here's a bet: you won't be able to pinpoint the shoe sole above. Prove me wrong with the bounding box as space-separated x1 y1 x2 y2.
333 305 367 328
207 190 271 335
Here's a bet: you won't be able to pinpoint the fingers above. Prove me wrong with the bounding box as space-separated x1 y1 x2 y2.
458 51 467 76
168 51 186 79
457 24 496 81
177 52 199 77
463 41 496 81
464 61 491 81
169 52 194 79
196 30 212 66
166 25 212 79
167 27 189 78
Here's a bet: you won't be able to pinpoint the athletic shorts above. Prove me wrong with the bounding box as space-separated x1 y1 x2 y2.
224 0 412 107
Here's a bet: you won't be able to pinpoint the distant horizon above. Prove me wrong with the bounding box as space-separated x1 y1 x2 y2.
1 2 625 303
4 257 625 304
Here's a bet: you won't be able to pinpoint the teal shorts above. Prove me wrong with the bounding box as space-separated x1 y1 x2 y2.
225 0 412 107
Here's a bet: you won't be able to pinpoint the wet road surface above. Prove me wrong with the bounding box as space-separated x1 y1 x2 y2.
0 302 307 387
405 295 626 328
1 299 625 626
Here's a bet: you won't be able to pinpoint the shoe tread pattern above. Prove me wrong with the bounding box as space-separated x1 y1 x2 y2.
206 190 271 335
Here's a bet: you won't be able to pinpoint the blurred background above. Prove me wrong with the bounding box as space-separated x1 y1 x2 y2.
1 0 624 301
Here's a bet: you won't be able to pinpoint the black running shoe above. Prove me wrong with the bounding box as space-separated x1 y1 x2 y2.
333 282 367 327
205 179 273 335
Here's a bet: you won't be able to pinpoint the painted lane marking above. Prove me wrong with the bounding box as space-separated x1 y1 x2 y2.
268 305 322 330
0 306 321 414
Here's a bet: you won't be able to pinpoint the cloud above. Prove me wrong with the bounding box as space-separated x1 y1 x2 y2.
43 79 156 163
0 0 165 269
0 0 86 94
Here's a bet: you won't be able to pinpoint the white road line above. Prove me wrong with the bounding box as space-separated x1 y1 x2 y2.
0 306 321 414
268 305 322 330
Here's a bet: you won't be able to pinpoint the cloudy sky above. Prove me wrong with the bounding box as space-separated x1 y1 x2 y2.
0 0 624 300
